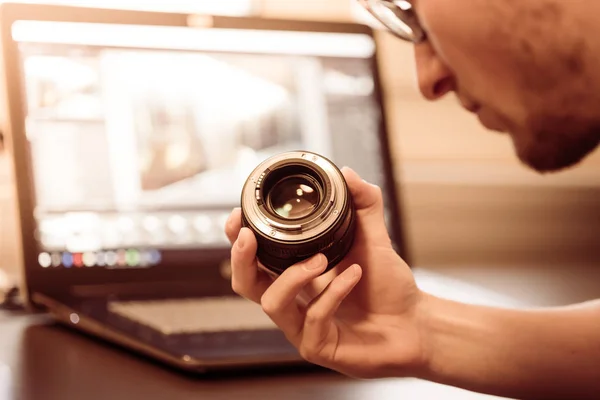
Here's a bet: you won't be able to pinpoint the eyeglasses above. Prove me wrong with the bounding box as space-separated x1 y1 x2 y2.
358 0 427 43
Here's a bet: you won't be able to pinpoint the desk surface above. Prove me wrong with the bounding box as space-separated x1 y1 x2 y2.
4 263 600 400
0 309 509 400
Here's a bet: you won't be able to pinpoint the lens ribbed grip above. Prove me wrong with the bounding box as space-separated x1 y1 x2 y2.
243 200 356 275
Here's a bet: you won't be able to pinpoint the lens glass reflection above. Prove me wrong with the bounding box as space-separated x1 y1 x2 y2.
269 176 320 219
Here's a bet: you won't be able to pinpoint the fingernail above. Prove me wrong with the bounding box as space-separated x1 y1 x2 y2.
343 264 359 281
303 254 326 271
236 229 246 250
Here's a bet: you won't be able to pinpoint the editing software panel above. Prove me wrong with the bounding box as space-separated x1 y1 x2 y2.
13 21 385 270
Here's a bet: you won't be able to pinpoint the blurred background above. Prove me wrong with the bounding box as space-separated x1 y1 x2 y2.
1 0 599 289
1 4 599 400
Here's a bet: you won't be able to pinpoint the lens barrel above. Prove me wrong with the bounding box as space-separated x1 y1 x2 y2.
240 151 356 275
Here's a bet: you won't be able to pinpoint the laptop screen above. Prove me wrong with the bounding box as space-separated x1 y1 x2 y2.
10 19 399 274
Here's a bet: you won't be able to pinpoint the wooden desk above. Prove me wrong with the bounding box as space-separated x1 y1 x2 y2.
3 264 600 400
0 310 507 400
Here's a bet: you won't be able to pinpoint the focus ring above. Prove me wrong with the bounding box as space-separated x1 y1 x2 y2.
242 197 355 274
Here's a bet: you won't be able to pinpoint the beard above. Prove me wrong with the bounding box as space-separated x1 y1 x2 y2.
492 8 600 172
510 114 600 173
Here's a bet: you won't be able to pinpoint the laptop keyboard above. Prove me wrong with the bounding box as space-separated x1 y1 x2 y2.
107 296 277 335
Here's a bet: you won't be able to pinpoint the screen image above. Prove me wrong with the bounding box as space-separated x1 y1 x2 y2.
13 21 389 270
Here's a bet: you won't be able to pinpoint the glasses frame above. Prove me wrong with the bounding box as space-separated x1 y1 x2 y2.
358 0 427 43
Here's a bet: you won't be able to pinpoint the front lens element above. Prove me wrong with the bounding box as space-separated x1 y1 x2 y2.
269 175 320 219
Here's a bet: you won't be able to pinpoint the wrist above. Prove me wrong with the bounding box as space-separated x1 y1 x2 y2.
388 290 443 379
411 292 502 389
412 291 440 380
411 292 474 382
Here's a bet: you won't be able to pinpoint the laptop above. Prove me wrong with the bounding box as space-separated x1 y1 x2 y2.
0 2 409 372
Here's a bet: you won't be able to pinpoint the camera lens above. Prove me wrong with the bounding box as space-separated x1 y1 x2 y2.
268 175 321 219
240 151 356 275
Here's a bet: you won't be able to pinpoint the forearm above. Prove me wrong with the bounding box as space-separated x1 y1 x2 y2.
417 293 600 400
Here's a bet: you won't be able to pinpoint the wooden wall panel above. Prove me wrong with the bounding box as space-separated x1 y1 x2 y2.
401 183 600 267
259 0 352 20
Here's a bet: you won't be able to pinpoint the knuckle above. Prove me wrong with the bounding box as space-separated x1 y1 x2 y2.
230 279 244 296
298 340 327 364
260 293 279 316
299 345 319 363
304 308 327 326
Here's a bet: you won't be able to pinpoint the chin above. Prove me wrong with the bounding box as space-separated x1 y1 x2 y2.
512 132 600 173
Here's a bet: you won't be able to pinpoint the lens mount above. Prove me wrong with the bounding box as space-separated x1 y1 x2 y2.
266 172 323 221
241 151 356 275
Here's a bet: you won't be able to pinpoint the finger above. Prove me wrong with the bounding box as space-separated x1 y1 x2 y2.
297 265 340 303
231 227 271 303
341 167 390 244
225 208 242 244
260 253 328 344
300 264 362 362
341 167 384 214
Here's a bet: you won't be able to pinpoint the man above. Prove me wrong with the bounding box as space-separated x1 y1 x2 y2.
224 1 600 398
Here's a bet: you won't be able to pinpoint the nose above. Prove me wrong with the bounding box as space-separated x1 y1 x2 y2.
414 41 455 100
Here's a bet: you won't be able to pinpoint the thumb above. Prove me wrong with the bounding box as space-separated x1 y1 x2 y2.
341 166 391 244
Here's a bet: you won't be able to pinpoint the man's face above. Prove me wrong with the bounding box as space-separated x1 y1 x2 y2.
409 0 600 172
